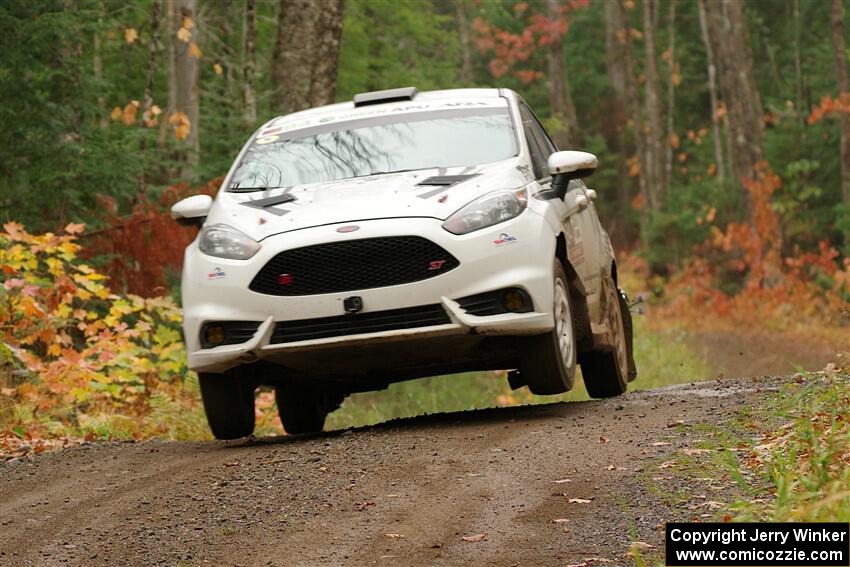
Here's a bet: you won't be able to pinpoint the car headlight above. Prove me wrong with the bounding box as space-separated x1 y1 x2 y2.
442 188 528 235
198 224 261 259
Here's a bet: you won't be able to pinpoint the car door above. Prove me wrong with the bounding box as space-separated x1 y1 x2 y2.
518 102 599 295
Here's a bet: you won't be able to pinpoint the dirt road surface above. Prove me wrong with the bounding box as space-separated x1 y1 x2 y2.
0 379 774 567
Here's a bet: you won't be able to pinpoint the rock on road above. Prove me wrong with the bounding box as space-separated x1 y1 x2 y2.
0 379 771 566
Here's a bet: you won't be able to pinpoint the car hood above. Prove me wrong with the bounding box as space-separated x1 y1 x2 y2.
206 159 532 241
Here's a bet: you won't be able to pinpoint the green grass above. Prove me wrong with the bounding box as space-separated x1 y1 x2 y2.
644 371 850 525
326 315 712 430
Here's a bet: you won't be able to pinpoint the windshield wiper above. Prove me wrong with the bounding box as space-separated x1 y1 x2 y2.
348 167 433 179
228 182 289 193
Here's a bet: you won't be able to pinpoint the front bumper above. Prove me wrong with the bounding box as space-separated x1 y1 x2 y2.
182 213 557 373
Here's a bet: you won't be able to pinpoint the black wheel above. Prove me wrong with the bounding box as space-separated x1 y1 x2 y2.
519 260 576 395
275 382 346 435
581 276 629 398
199 367 256 440
619 289 638 382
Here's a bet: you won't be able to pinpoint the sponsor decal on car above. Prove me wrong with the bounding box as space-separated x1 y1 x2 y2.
493 233 518 246
207 267 227 280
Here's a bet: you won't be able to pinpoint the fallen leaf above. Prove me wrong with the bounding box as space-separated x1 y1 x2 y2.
630 541 655 550
659 460 677 469
568 498 593 504
461 533 487 542
599 436 608 444
384 533 403 539
552 518 570 523
223 460 239 467
651 441 672 446
355 500 375 511
552 478 572 484
668 420 686 427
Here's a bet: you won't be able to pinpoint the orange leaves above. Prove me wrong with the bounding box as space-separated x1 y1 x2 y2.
213 63 224 76
110 101 140 126
807 93 850 124
0 222 189 427
168 111 192 141
188 42 202 59
177 26 191 43
142 104 162 128
124 27 138 44
474 1 588 84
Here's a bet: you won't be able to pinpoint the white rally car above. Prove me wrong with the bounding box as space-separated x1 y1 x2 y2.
172 87 636 439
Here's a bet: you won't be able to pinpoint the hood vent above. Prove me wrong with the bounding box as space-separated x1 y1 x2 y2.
416 174 478 187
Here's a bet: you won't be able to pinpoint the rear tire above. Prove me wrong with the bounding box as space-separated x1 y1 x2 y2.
519 260 576 395
199 368 256 440
275 382 346 435
581 276 629 398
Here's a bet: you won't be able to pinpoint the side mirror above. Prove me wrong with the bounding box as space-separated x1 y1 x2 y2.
548 151 598 199
171 194 213 227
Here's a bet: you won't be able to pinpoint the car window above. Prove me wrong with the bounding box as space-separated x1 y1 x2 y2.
523 103 557 155
229 109 517 189
519 105 549 180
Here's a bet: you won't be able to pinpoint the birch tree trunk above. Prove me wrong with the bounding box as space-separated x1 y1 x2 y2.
545 0 579 149
697 0 725 185
664 0 676 188
702 0 764 199
832 0 850 204
243 0 257 124
642 0 664 209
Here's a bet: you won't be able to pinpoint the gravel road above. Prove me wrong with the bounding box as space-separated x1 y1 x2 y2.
0 379 773 567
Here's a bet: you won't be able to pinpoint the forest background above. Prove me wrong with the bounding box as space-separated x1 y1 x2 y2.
0 0 848 446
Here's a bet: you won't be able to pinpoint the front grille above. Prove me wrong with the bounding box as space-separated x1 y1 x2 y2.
200 321 261 349
270 304 451 344
249 236 459 296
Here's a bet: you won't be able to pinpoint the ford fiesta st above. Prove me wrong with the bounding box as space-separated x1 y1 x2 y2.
171 87 637 439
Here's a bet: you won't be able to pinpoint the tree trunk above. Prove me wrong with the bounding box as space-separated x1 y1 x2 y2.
794 0 804 129
456 0 474 85
664 0 676 188
697 0 725 185
642 0 664 209
172 0 200 178
605 0 628 206
308 0 344 107
138 0 162 197
546 0 579 149
159 0 177 147
243 0 257 124
702 0 764 193
607 0 648 207
271 0 318 113
832 0 850 205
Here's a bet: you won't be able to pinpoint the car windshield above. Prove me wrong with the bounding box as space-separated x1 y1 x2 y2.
228 108 516 190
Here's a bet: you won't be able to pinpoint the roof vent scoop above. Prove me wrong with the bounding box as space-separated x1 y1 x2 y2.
353 86 418 107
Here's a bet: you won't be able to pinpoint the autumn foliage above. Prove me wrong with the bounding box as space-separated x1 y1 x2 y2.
81 178 219 297
0 222 194 439
636 164 850 349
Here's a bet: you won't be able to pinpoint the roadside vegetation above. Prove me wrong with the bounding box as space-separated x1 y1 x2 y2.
1 1 850 457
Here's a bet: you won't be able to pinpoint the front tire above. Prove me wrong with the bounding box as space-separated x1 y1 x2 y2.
581 276 629 398
519 260 576 395
199 368 256 440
